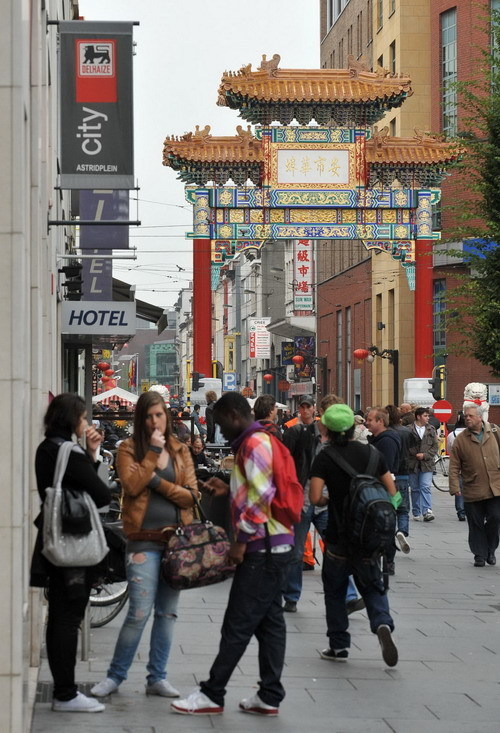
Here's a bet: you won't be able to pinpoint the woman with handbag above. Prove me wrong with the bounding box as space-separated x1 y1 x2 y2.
31 393 111 713
91 391 199 700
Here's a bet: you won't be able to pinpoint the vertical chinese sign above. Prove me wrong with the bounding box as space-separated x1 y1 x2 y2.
293 239 314 312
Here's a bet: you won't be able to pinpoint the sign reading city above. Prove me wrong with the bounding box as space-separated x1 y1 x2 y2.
61 301 136 334
59 21 134 189
248 318 271 359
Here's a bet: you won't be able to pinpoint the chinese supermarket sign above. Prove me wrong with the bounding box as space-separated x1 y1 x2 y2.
293 239 314 311
249 318 271 359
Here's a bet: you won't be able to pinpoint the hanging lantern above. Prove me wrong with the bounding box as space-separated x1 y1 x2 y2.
107 379 117 389
97 361 110 371
353 348 370 363
101 375 110 383
278 379 291 392
292 354 304 366
263 373 273 383
104 368 115 377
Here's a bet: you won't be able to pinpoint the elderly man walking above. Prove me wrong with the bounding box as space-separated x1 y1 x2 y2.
449 404 500 567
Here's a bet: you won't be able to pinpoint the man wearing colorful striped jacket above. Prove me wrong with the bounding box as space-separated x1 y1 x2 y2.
171 392 293 717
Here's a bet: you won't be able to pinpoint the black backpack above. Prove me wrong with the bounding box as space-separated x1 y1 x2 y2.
325 445 396 557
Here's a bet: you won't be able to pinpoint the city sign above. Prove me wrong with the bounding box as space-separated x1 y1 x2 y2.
59 21 134 189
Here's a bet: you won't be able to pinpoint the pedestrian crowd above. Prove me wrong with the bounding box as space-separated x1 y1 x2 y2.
31 388 500 716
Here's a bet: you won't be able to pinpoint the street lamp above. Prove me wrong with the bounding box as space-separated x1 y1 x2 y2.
354 346 399 405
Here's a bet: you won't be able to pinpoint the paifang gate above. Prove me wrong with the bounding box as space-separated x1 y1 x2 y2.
163 55 460 380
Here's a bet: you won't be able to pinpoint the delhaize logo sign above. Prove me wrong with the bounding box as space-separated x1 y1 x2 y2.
59 21 134 189
76 40 117 102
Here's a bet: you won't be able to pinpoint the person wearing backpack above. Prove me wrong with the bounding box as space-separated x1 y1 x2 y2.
171 392 296 716
310 403 400 667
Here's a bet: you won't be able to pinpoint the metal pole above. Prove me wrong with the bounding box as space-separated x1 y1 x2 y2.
392 350 399 406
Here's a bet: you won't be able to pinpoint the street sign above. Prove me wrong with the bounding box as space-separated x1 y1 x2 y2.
222 372 237 391
432 399 453 423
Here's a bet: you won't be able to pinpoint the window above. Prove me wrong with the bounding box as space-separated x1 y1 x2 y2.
336 309 343 397
377 0 383 30
339 38 344 68
441 8 457 136
433 279 446 356
389 40 396 75
390 0 396 15
390 118 396 136
346 306 352 404
377 54 384 70
357 12 363 56
367 0 373 44
347 25 353 55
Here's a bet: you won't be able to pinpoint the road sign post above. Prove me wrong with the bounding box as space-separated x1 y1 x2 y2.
432 399 453 424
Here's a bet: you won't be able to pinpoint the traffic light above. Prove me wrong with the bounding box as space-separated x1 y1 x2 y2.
59 263 83 301
191 372 206 391
428 367 445 400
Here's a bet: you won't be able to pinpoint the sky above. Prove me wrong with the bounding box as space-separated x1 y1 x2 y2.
79 0 320 308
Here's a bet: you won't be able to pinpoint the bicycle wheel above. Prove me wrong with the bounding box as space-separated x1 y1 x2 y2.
432 456 450 491
89 582 128 628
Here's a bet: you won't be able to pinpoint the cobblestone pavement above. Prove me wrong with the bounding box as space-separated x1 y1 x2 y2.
31 490 500 733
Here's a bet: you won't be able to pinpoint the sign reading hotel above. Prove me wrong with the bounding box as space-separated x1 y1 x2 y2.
61 301 136 335
293 239 314 311
248 318 271 359
59 21 134 189
277 149 350 185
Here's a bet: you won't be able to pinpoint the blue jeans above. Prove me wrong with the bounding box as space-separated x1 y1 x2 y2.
201 549 292 708
284 505 328 603
409 471 433 516
107 549 180 685
455 493 465 517
322 546 394 650
395 478 410 535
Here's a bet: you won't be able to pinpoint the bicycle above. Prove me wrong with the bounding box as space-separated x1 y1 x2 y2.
432 453 450 491
89 580 128 628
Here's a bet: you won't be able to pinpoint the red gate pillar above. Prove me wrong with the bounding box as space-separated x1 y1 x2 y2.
192 237 212 378
192 190 213 378
414 238 434 377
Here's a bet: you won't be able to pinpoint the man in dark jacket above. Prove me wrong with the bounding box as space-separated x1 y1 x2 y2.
205 390 217 443
408 407 438 522
366 407 404 574
281 396 321 612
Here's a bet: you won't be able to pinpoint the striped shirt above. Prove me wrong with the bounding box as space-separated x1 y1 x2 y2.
231 429 295 552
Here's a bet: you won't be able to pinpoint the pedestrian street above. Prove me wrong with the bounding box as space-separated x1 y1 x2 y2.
32 488 500 733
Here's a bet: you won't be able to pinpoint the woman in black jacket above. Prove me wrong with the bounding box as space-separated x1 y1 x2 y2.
31 393 111 713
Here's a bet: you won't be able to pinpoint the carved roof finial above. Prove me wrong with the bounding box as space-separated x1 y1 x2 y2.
258 53 281 76
347 54 371 77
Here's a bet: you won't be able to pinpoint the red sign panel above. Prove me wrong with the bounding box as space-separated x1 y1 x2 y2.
432 399 453 423
76 39 117 102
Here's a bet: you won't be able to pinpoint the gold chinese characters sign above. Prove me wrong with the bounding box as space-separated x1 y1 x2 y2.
270 143 356 189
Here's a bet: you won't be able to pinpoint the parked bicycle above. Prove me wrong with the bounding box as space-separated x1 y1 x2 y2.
432 452 450 491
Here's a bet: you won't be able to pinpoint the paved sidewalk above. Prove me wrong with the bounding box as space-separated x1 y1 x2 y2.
31 490 500 733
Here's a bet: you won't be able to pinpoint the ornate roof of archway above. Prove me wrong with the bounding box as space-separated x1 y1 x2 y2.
163 125 461 187
217 55 413 125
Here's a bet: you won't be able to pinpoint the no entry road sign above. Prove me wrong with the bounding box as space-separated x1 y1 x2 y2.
432 399 453 423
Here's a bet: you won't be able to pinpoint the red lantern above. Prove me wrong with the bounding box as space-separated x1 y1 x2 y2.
107 379 117 389
101 375 110 383
104 368 115 377
242 387 253 397
292 354 304 366
97 361 110 371
353 348 370 362
263 373 273 383
278 379 291 392
97 388 102 394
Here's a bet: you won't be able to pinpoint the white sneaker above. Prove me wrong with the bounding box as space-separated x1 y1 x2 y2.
239 692 279 716
52 691 105 713
90 677 119 697
423 510 435 522
412 515 423 522
146 679 180 698
396 531 410 554
171 690 223 715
